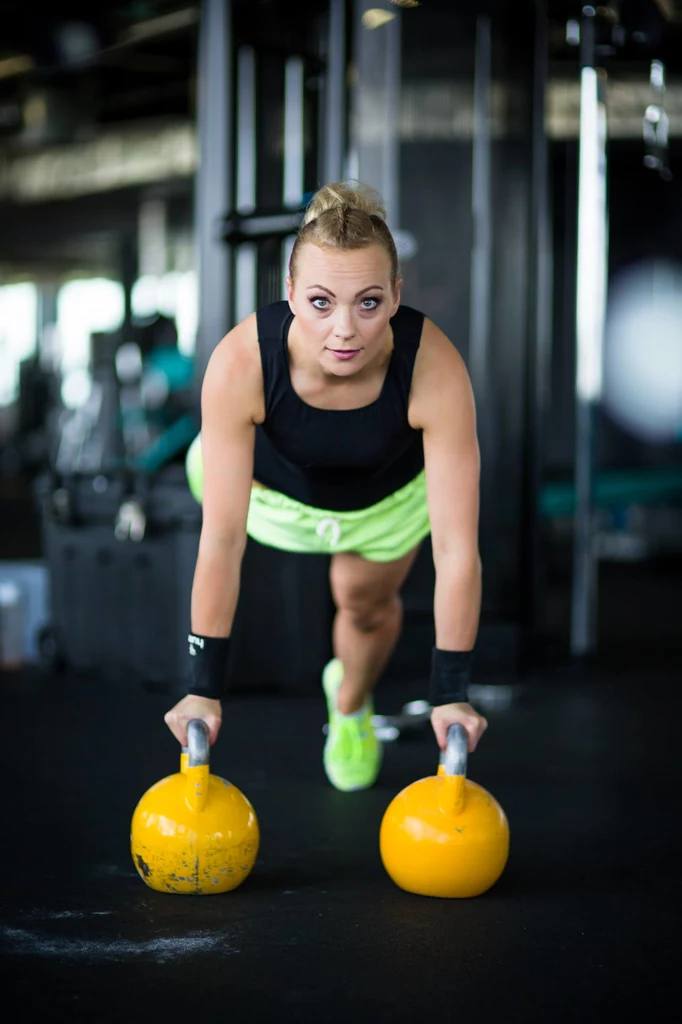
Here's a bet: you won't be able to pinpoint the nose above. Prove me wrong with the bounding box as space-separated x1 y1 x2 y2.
333 309 356 341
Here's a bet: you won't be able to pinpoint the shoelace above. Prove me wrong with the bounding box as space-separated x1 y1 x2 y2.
332 711 371 758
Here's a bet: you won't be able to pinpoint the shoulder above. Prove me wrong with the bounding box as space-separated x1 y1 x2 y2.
391 303 427 347
256 299 292 339
408 318 474 430
393 302 427 326
414 317 466 370
206 312 259 376
202 312 265 423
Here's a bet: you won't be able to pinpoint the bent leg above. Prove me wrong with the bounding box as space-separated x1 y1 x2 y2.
329 545 421 715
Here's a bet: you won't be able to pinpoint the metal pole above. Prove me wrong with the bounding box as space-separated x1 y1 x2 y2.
235 45 257 324
283 57 305 207
468 15 493 411
468 13 497 635
120 232 137 340
281 49 306 297
350 0 400 229
571 6 608 656
522 0 552 647
324 0 346 184
194 0 233 393
383 11 400 232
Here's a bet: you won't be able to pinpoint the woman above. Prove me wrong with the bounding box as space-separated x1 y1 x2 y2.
165 181 488 793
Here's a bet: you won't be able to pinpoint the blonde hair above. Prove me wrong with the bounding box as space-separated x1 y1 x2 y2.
289 181 399 287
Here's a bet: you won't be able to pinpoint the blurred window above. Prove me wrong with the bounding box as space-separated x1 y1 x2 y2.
56 278 124 408
0 282 38 407
131 270 197 356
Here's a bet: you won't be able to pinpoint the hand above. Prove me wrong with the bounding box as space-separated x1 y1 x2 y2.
164 694 222 747
431 702 488 754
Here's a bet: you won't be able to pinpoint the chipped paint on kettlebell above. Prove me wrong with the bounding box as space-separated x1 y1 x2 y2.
131 751 259 896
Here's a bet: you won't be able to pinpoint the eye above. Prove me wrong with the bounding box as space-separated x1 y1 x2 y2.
310 296 330 310
360 297 381 310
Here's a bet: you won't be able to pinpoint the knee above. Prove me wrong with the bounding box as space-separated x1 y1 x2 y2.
337 589 400 633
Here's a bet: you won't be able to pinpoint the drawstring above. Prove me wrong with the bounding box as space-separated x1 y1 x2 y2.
316 517 341 548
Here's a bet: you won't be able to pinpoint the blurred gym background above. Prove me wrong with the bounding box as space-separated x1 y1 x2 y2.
0 0 680 701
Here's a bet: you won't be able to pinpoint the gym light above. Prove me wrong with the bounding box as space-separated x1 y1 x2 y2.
361 9 397 30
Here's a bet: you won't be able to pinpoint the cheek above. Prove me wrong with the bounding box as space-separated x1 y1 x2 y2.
361 309 392 342
296 303 331 341
300 305 322 326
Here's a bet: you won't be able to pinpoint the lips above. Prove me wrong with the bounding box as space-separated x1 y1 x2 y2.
329 349 361 361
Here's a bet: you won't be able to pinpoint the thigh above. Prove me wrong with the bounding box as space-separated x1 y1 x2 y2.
330 544 422 609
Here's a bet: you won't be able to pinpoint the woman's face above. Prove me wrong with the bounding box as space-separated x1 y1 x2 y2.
286 242 401 376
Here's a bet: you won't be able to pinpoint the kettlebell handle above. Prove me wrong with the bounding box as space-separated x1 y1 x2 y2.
183 719 210 767
441 723 468 777
180 719 211 813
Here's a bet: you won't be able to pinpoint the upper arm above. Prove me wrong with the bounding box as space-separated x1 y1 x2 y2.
199 316 262 549
409 319 480 560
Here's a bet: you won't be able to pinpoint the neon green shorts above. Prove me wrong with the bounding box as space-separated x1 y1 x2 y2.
186 434 430 563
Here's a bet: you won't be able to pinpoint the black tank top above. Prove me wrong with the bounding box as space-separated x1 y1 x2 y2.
252 300 425 511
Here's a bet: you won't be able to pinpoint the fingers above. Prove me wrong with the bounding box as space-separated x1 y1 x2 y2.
430 704 488 754
164 696 223 747
462 714 487 753
467 715 488 753
432 716 449 751
203 713 222 746
164 709 189 747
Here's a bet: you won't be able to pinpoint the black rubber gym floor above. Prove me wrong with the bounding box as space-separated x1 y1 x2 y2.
1 659 680 1022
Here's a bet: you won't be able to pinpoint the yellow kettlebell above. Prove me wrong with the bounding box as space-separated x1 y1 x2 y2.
131 719 259 895
380 723 509 898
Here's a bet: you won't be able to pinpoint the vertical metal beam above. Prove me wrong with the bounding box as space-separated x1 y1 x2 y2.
468 14 499 671
468 13 496 617
324 0 346 184
571 6 608 656
120 232 137 339
522 0 552 645
468 16 493 410
36 283 58 359
351 1 400 229
235 245 257 325
281 49 305 297
138 198 167 278
283 57 305 207
235 45 257 324
236 47 256 215
194 0 233 390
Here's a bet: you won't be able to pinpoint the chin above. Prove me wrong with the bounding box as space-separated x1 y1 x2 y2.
322 350 366 375
328 363 362 377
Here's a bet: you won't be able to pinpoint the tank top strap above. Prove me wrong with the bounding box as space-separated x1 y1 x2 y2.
256 301 293 414
389 303 425 389
256 300 292 343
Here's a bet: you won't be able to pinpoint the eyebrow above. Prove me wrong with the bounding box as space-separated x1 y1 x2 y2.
306 284 385 297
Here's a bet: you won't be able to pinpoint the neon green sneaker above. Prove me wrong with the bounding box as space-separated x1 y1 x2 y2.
322 658 382 792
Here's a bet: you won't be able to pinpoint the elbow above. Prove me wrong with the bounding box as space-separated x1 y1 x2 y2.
198 528 247 562
433 547 481 580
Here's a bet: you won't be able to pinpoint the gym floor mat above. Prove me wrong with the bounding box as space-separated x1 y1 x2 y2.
1 664 679 1022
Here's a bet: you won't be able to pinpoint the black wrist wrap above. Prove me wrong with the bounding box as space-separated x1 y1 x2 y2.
429 647 473 707
186 633 231 700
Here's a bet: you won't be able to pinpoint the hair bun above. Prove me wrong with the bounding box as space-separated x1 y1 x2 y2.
302 181 387 226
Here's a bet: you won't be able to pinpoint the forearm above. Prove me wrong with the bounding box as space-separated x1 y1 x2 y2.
433 553 482 651
190 536 246 637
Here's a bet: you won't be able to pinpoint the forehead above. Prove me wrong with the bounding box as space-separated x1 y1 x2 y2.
295 242 392 284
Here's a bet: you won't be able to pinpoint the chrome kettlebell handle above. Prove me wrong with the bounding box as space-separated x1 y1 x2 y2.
183 719 210 767
441 723 468 777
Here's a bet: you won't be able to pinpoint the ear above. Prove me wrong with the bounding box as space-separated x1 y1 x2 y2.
390 277 403 316
285 275 295 310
